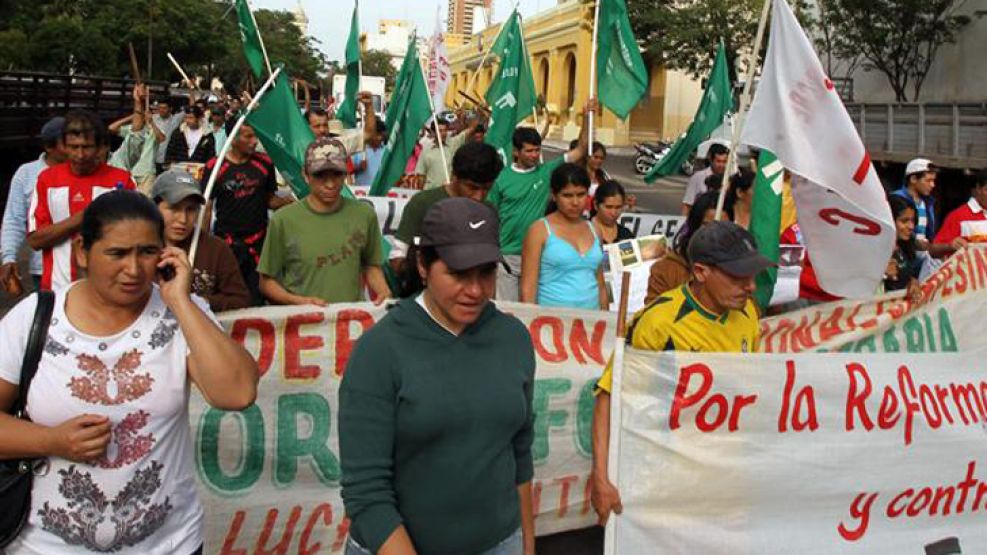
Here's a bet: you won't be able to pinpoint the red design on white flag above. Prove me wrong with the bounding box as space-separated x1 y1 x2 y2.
742 0 894 298
427 25 450 114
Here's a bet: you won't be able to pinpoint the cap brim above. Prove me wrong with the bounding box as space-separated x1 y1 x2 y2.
717 253 776 277
160 190 205 205
435 243 503 272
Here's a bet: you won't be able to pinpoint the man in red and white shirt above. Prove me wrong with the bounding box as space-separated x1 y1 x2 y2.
933 171 987 256
28 110 136 290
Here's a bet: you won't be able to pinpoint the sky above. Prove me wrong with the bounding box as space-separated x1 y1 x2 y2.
253 0 546 63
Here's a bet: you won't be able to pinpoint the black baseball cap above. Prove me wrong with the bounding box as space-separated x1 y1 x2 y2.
415 198 502 271
687 220 775 277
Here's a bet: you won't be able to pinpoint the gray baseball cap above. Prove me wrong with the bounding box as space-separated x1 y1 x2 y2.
305 137 349 174
415 198 502 271
687 220 775 277
151 169 205 205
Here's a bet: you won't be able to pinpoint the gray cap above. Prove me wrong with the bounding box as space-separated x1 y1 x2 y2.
416 198 502 271
39 117 66 143
305 136 349 174
687 220 775 277
151 169 205 205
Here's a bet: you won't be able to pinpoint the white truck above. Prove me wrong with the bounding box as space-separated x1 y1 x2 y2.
332 75 386 121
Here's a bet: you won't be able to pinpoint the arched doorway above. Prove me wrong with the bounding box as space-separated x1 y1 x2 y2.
562 52 577 120
538 58 549 100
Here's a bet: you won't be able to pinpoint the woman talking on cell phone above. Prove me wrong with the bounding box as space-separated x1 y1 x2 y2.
0 190 258 554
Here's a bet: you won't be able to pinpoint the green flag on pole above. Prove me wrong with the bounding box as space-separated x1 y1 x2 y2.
484 10 537 164
645 42 733 181
336 1 361 129
235 0 266 79
370 39 431 196
751 149 784 310
596 0 648 119
245 70 314 199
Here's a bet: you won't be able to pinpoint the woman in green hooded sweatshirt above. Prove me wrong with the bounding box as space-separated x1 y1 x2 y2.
339 197 536 555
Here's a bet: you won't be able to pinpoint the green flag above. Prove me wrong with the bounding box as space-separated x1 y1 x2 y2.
370 40 431 196
245 71 314 198
336 2 361 129
751 150 784 310
596 0 648 119
645 41 733 181
235 0 266 79
484 10 537 164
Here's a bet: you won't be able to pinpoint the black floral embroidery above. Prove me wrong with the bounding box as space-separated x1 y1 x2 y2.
44 336 70 357
147 309 178 350
38 462 172 552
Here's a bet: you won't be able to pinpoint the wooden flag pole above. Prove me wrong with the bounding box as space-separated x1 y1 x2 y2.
587 0 601 150
715 0 772 221
245 0 274 76
190 67 282 265
602 271 632 555
420 59 451 186
166 52 197 92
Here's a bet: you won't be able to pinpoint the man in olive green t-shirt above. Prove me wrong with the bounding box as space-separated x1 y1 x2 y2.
389 142 504 273
258 137 392 306
486 97 596 301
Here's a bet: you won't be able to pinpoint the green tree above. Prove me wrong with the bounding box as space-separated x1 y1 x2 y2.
0 0 327 94
817 0 971 101
361 49 398 92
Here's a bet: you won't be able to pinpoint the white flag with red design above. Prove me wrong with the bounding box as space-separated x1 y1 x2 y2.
427 19 451 114
741 0 894 298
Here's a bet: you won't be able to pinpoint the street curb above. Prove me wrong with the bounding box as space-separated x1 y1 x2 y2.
542 139 636 157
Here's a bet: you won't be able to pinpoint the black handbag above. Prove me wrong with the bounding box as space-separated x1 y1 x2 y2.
0 290 55 548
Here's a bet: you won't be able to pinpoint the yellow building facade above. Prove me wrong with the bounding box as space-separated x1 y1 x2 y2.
444 0 703 146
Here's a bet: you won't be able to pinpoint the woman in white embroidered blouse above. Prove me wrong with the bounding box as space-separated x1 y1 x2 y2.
0 190 258 554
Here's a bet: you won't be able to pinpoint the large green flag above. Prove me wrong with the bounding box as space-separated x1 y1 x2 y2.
245 71 313 198
336 2 361 129
596 0 648 119
484 10 537 164
235 0 266 79
370 40 431 196
751 149 784 310
645 42 733 181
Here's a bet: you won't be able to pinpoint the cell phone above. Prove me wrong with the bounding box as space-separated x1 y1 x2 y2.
157 265 175 282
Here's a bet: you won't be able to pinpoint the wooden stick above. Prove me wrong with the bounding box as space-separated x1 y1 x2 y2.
603 271 633 555
128 43 142 83
456 90 491 114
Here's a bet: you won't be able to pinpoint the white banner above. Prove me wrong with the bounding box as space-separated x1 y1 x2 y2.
194 302 616 552
615 348 987 553
619 212 685 239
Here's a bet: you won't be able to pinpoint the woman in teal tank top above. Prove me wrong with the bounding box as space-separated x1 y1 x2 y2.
520 163 606 310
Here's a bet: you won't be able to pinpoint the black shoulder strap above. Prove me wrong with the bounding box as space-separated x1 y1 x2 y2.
11 291 55 417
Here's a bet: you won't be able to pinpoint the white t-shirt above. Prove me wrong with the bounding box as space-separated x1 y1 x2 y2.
184 127 204 158
0 284 213 554
682 166 714 207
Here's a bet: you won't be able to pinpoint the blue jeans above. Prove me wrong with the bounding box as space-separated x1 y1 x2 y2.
345 528 522 555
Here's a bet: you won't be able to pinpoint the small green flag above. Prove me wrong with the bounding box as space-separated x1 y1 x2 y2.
596 0 648 119
235 0 266 79
751 149 784 310
370 39 432 196
484 10 537 164
336 2 361 129
645 41 733 181
245 71 314 198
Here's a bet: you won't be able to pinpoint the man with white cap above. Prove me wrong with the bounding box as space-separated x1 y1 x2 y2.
891 158 957 259
257 137 391 306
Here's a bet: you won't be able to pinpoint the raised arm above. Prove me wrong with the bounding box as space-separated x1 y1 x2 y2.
565 97 598 165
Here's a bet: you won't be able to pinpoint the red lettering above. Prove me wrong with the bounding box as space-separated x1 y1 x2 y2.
818 208 882 236
230 318 276 377
335 309 375 377
819 307 845 343
887 489 912 518
845 363 874 431
569 319 607 365
852 152 871 185
906 488 932 516
219 511 249 555
838 492 878 541
531 317 567 363
670 364 713 430
897 366 921 446
554 475 580 518
299 503 333 555
790 313 821 352
255 506 302 555
877 386 900 429
696 394 728 432
284 312 325 380
332 518 350 553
